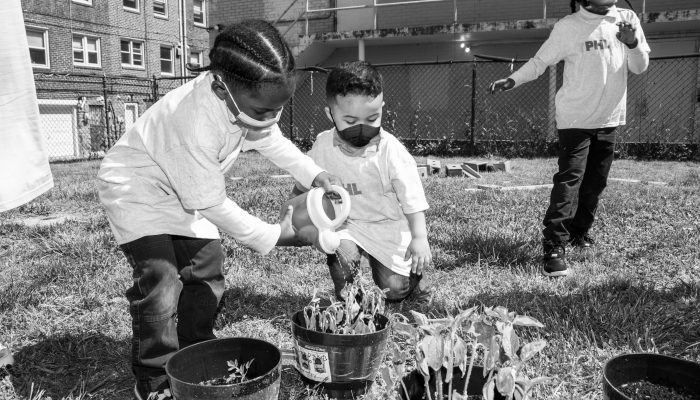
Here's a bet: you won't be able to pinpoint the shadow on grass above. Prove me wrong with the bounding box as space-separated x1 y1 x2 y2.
216 284 311 330
10 333 132 400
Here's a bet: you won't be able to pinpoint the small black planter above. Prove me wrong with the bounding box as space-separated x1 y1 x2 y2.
165 337 281 400
290 310 391 399
400 366 507 400
603 353 700 400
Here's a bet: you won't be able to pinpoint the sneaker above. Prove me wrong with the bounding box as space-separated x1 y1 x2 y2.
542 242 568 277
0 343 13 368
569 234 595 249
134 383 172 400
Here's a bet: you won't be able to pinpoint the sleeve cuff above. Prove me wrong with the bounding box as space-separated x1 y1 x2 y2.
402 203 429 215
244 223 281 255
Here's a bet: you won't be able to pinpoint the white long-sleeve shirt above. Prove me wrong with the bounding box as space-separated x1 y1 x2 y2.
98 72 323 254
509 6 650 129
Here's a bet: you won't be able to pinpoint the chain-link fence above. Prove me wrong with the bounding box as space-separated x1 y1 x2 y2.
33 54 699 161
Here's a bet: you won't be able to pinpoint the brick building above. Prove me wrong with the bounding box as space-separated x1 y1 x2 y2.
21 0 211 159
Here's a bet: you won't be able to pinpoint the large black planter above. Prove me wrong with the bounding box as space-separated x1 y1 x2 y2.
400 366 507 400
603 353 700 399
165 337 282 400
291 310 391 399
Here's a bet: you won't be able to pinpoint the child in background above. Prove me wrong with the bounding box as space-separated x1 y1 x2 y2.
97 20 338 400
295 61 433 303
489 0 649 277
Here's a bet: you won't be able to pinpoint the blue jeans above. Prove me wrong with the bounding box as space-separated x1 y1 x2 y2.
120 235 224 392
543 128 616 244
327 239 420 302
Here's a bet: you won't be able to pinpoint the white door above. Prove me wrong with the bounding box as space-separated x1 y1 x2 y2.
38 103 76 158
124 103 138 133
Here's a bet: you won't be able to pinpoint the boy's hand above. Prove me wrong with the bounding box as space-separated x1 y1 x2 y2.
312 171 343 198
616 22 638 48
488 78 515 94
404 237 432 275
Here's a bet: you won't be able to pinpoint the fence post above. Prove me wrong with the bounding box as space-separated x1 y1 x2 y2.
470 61 477 148
548 64 557 139
152 74 159 103
102 75 111 149
289 96 295 142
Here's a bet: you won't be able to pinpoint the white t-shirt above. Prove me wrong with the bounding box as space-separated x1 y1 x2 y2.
509 6 650 129
98 72 323 251
305 129 429 276
0 0 53 212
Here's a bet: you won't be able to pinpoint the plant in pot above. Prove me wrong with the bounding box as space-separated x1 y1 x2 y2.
383 306 552 400
291 273 392 399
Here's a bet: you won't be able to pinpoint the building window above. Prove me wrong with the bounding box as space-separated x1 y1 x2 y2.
154 0 167 17
121 39 144 68
193 0 206 27
188 50 202 70
123 0 139 12
26 27 50 68
73 35 101 67
160 46 174 75
72 0 93 5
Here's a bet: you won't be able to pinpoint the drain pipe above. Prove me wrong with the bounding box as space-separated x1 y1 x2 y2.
358 38 365 61
177 0 188 76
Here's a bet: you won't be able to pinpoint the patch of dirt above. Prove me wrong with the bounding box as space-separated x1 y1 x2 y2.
619 380 700 400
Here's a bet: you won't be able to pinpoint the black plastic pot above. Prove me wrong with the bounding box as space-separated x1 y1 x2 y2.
291 310 391 399
165 337 281 400
603 353 700 400
400 366 507 400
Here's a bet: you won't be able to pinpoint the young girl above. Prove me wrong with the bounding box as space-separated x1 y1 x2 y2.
97 20 338 400
489 0 649 277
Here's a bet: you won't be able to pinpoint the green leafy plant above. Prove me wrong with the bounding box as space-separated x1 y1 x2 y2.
384 306 551 400
303 274 388 335
199 359 254 386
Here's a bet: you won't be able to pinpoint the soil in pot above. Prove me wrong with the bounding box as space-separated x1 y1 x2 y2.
619 380 700 400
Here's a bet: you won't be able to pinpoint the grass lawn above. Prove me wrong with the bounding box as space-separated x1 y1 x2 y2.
1 152 699 400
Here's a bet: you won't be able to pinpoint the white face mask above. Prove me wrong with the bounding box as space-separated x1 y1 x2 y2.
214 74 283 130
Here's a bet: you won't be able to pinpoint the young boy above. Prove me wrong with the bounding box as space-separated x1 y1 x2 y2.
489 0 650 277
295 61 432 303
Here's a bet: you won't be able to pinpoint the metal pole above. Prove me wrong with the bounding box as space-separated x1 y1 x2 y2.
358 39 365 61
543 0 547 20
305 0 309 37
453 0 457 24
373 0 377 30
470 62 476 147
289 96 294 141
102 75 110 149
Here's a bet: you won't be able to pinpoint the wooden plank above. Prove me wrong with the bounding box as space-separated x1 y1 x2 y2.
493 161 512 173
461 163 482 179
416 165 429 178
426 158 441 174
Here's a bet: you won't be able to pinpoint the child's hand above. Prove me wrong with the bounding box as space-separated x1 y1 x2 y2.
488 78 515 94
616 22 638 48
312 171 344 199
404 237 432 275
276 205 298 246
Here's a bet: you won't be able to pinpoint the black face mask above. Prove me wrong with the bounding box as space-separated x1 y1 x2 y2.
331 115 380 147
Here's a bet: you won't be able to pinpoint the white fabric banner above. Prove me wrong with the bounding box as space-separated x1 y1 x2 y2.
0 0 53 212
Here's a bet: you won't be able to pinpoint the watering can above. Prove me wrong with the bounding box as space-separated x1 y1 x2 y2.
282 185 351 254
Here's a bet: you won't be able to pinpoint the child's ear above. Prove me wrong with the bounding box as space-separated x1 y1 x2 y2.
324 107 333 122
211 81 227 101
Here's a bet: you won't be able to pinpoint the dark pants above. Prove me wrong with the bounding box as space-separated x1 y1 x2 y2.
120 235 225 392
542 127 616 244
327 239 420 302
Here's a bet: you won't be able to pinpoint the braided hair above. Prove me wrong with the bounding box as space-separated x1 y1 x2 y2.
191 19 295 90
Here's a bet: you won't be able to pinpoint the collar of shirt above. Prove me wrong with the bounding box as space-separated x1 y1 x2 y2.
578 5 618 23
332 128 382 157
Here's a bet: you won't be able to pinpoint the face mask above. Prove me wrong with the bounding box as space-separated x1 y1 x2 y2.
331 115 381 147
214 74 282 130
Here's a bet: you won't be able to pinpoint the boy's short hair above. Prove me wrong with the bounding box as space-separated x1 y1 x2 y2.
326 61 383 103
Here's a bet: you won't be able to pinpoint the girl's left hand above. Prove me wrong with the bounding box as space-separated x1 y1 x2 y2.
404 237 432 275
312 171 343 194
616 22 638 48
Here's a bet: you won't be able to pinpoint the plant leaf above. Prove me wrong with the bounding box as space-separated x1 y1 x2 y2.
452 391 468 400
483 376 496 400
393 321 418 338
519 340 547 363
410 310 429 326
381 366 394 387
495 367 516 396
512 315 544 328
452 337 467 368
501 323 514 358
